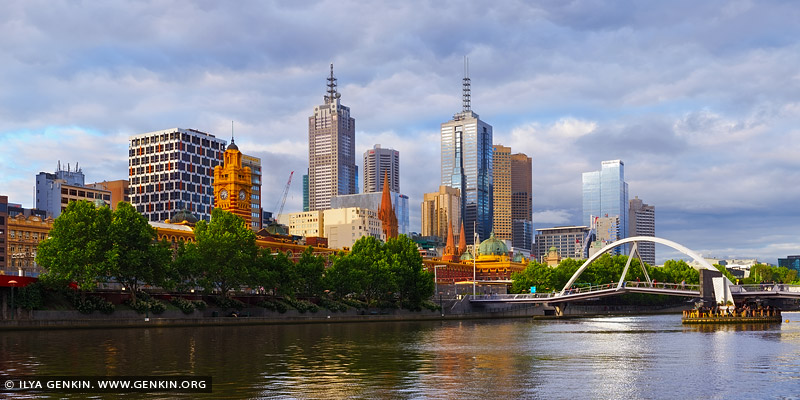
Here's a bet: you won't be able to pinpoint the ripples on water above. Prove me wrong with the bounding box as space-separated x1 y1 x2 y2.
1 313 799 399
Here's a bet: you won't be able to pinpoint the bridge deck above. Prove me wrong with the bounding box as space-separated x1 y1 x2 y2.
470 283 800 304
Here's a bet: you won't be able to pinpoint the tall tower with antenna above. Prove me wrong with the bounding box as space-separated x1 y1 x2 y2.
440 57 494 242
308 64 357 211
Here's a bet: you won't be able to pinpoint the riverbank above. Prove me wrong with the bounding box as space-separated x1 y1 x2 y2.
0 301 696 331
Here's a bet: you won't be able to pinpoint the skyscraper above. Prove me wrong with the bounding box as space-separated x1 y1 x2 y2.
492 145 511 241
308 64 357 211
129 128 225 222
582 160 629 253
511 152 533 250
363 144 399 193
629 196 655 265
441 62 493 242
421 185 461 242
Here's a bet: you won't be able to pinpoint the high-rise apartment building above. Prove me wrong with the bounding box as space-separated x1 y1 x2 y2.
582 160 629 253
308 64 357 211
629 196 655 265
492 145 511 242
363 144 399 193
511 152 533 250
35 163 112 218
242 154 262 231
129 128 226 222
441 66 493 242
420 185 461 243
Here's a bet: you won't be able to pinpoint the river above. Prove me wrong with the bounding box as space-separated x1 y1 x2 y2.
1 313 799 399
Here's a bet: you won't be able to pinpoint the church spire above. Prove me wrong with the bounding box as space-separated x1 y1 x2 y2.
378 171 398 240
458 221 467 255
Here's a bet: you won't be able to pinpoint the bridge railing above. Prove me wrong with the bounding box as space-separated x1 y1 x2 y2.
732 284 800 293
622 281 700 291
471 293 557 301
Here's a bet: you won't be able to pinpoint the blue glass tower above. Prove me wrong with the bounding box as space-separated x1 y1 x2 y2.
441 64 493 242
582 160 629 249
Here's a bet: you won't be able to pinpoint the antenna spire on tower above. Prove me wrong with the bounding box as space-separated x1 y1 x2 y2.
231 120 235 144
462 56 471 112
325 63 340 104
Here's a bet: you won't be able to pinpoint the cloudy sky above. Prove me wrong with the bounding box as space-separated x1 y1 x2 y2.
1 1 798 263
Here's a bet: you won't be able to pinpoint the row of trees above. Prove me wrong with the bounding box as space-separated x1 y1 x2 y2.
510 254 702 294
511 254 800 294
36 201 434 308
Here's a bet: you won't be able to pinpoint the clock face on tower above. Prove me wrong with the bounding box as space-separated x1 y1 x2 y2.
238 189 246 200
220 189 228 200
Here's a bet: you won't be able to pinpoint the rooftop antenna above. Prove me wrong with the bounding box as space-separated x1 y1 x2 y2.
325 63 341 104
462 56 471 112
231 120 235 145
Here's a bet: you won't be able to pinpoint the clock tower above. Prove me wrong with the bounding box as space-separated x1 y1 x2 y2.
213 138 252 225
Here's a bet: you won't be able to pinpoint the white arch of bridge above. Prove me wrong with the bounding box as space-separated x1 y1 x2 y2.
559 236 717 296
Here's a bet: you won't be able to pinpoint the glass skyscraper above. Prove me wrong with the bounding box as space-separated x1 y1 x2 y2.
441 70 493 242
582 160 629 252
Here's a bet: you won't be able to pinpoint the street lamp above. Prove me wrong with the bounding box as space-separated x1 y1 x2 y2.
473 222 478 297
8 280 18 320
434 265 446 317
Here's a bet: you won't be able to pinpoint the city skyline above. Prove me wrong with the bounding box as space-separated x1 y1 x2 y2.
1 2 798 263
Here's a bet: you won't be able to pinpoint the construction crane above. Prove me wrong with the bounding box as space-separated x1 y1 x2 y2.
274 171 294 222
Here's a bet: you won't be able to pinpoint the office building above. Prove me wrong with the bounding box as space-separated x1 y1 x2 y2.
323 207 384 250
363 144 399 193
308 64 357 211
420 185 461 243
129 128 226 222
302 173 309 212
629 196 655 265
778 256 800 273
582 160 629 253
86 180 130 210
0 196 7 273
278 211 324 238
589 216 621 258
492 145 511 241
242 154 263 231
1 195 53 277
330 192 409 235
534 226 590 262
441 65 493 242
35 163 112 218
511 153 533 249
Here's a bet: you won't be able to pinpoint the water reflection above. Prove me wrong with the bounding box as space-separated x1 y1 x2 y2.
0 314 798 399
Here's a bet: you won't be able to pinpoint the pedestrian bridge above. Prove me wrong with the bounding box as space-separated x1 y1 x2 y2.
470 236 800 304
470 282 800 304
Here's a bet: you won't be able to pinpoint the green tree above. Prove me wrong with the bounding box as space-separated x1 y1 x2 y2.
192 208 258 296
106 202 172 301
294 247 325 298
323 252 364 298
385 235 433 308
349 236 395 305
37 200 113 292
511 260 554 293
